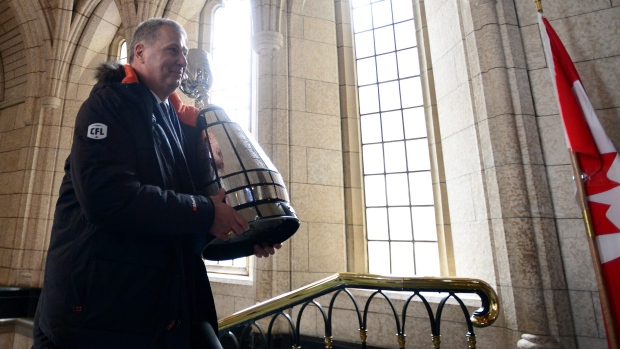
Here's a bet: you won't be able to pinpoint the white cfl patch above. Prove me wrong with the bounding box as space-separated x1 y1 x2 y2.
87 123 107 139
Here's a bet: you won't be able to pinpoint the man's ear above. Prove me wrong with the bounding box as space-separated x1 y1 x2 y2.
134 43 145 63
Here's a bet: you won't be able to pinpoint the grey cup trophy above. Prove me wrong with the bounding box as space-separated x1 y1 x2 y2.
180 48 300 261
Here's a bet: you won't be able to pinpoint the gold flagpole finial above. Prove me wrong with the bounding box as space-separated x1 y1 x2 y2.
533 0 543 13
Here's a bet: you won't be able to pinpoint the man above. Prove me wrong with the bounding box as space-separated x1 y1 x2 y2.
33 18 277 348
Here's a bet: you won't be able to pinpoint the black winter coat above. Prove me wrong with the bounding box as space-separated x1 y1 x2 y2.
34 62 220 348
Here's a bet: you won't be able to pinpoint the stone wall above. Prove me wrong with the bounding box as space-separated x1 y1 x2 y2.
0 0 618 348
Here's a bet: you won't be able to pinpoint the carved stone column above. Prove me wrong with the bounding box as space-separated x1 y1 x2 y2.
464 0 570 346
251 28 286 171
253 31 284 54
251 30 285 160
13 96 62 287
250 0 287 163
426 0 572 346
250 0 290 305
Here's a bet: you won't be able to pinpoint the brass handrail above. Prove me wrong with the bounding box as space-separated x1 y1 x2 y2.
218 272 499 330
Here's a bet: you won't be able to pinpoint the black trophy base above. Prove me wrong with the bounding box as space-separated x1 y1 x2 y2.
202 216 300 261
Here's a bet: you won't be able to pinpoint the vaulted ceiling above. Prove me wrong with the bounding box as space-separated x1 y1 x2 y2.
0 0 209 99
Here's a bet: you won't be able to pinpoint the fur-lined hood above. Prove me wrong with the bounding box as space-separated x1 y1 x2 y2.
94 61 140 84
92 61 200 127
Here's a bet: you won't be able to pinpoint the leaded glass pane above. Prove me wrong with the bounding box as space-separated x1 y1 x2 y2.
409 172 434 205
381 110 404 141
357 57 377 85
386 173 409 206
359 84 380 114
372 0 393 28
406 139 431 171
411 206 437 241
353 5 373 33
368 241 391 274
391 242 415 276
394 20 416 50
367 207 389 240
400 77 423 108
355 31 376 58
376 53 398 82
384 141 407 173
392 0 414 23
403 107 426 139
379 81 401 111
364 174 387 206
397 48 420 78
388 207 413 240
351 0 369 8
374 26 395 55
361 113 382 144
362 143 385 174
415 242 440 276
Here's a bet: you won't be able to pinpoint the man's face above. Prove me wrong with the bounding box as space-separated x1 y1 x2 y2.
134 25 188 100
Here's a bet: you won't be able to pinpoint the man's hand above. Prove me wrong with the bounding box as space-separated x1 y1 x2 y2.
208 188 249 240
254 243 282 258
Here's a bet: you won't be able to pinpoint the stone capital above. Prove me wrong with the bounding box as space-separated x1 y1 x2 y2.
252 31 284 54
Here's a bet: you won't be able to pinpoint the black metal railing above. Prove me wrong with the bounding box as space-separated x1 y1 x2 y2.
217 273 499 349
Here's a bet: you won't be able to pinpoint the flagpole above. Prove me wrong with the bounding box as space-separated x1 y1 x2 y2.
532 0 543 13
569 150 619 349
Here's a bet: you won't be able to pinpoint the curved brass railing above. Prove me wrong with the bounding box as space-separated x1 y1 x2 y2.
218 273 499 349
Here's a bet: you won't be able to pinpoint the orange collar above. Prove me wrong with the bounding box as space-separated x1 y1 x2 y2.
122 64 140 84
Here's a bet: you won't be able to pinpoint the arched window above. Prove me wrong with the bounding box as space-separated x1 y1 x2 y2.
210 0 253 132
352 0 440 276
119 41 128 65
201 0 255 278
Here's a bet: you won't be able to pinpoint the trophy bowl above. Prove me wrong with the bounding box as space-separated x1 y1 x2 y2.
180 48 300 260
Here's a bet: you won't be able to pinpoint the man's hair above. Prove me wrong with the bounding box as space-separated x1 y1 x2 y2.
129 18 187 63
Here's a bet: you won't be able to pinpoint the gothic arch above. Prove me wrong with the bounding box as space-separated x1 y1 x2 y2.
6 0 51 99
66 0 121 87
165 0 208 23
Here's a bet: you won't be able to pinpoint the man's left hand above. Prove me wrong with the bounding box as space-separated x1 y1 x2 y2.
254 243 282 258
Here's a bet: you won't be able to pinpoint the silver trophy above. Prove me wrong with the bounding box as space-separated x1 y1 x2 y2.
180 48 299 260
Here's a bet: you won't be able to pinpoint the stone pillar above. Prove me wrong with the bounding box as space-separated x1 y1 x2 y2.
251 22 289 304
425 0 572 346
460 0 570 347
12 96 62 287
252 30 285 163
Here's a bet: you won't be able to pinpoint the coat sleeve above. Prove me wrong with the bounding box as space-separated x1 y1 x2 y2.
70 86 215 236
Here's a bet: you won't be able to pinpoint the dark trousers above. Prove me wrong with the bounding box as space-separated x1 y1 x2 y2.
32 321 222 349
32 324 62 349
192 321 223 349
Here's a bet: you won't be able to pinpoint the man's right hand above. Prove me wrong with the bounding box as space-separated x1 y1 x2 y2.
208 188 249 240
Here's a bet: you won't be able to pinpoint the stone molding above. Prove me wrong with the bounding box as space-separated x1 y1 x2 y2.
252 30 284 54
517 334 561 348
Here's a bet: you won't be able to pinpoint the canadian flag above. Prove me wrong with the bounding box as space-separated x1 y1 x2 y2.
538 12 620 345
